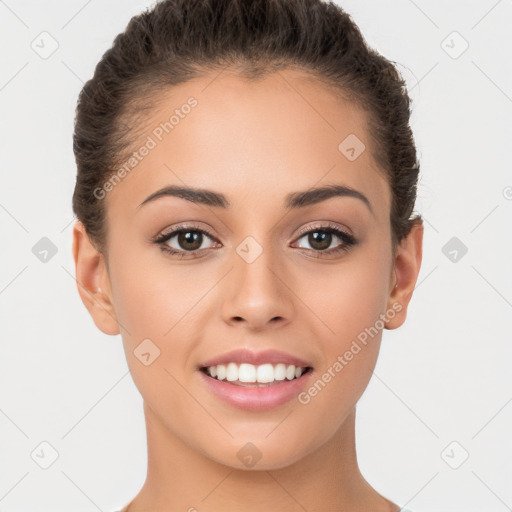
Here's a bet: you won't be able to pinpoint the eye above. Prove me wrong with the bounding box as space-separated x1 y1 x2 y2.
153 223 219 259
292 223 357 257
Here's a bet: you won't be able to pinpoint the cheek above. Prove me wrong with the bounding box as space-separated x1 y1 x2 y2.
294 240 392 403
109 265 170 339
298 247 392 340
108 242 201 340
107 249 196 416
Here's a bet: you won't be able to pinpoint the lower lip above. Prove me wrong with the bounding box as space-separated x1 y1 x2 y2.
198 369 313 411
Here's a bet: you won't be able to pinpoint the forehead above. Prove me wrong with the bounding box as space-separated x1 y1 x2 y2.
107 68 390 217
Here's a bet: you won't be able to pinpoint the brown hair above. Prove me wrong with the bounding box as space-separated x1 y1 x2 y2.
72 0 422 254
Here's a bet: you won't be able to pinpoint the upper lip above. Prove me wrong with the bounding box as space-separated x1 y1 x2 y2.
198 348 313 369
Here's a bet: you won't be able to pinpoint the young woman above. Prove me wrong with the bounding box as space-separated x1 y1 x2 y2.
71 0 423 510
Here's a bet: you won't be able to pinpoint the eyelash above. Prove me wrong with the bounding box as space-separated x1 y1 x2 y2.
153 222 357 259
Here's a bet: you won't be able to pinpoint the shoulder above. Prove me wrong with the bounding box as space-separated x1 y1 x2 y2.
113 503 130 512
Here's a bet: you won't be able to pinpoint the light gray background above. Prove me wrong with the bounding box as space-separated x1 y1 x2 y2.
1 1 511 511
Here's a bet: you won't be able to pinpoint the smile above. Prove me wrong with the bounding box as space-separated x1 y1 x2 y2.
201 362 312 386
198 364 314 410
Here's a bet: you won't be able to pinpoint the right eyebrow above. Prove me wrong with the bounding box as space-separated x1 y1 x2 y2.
137 185 229 209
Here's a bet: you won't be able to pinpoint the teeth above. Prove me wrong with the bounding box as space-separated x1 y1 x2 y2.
205 363 307 384
216 364 226 380
240 363 256 382
226 362 238 382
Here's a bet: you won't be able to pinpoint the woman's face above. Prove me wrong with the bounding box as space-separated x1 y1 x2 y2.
82 69 410 470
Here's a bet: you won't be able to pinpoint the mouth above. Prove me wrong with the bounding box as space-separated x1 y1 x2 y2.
199 363 314 387
196 348 315 410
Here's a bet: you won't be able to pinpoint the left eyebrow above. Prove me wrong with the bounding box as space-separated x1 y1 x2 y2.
285 184 374 215
137 183 373 215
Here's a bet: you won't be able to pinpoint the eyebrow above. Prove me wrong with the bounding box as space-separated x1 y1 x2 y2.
137 184 373 214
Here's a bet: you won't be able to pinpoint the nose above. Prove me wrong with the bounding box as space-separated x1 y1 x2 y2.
221 239 295 331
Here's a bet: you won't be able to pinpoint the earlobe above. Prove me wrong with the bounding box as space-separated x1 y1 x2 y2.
72 221 120 336
385 220 424 330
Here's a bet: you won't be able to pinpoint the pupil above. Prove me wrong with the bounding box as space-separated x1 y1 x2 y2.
310 231 331 250
179 231 202 250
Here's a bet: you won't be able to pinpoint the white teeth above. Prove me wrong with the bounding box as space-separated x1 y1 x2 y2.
226 362 238 382
205 363 307 383
239 363 256 382
216 364 226 380
274 363 286 381
256 363 274 383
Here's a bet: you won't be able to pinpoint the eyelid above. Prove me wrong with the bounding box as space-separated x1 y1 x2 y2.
291 221 357 255
294 221 354 240
152 222 218 244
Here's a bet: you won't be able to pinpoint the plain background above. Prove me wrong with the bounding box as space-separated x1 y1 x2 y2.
0 1 511 511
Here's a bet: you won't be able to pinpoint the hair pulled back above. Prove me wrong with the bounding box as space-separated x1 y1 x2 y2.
72 0 422 253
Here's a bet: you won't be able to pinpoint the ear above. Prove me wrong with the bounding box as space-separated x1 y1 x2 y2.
72 220 120 335
385 220 424 329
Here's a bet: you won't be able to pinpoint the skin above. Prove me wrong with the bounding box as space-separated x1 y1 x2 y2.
72 68 423 512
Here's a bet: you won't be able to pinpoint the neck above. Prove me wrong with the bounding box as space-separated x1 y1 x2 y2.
122 402 398 512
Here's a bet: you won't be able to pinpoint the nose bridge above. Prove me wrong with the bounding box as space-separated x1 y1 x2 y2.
222 233 293 328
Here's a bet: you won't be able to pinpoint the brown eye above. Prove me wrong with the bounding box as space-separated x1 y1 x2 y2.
153 224 219 258
303 231 333 251
293 224 357 256
175 230 204 251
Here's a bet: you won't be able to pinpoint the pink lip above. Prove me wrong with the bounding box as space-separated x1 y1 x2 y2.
198 368 314 411
198 348 313 369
